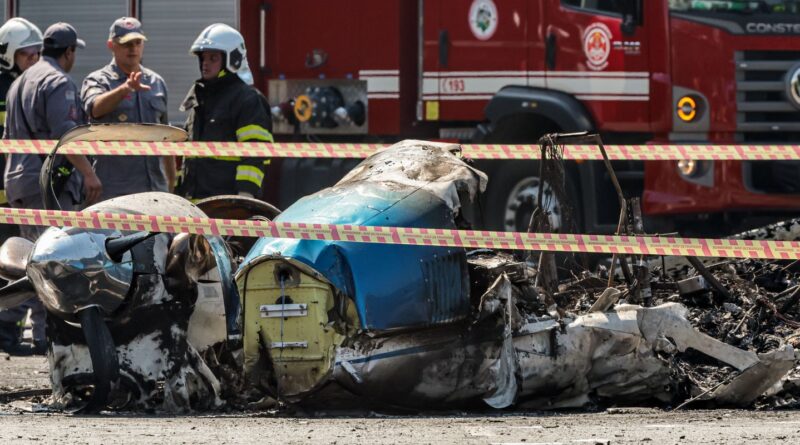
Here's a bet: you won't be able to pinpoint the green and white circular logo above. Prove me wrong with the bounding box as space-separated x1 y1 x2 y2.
469 0 498 41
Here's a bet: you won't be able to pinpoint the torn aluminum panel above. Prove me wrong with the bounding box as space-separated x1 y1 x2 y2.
337 139 488 212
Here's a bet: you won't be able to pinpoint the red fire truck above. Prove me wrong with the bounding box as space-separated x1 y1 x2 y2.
243 0 800 234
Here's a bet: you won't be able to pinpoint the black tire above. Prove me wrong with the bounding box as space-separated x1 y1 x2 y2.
78 307 118 412
482 161 581 233
476 114 583 233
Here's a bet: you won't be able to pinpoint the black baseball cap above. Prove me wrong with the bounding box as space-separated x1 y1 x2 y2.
43 22 86 49
109 17 147 43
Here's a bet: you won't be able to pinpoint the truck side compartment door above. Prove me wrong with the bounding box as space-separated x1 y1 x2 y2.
422 0 529 122
545 0 651 132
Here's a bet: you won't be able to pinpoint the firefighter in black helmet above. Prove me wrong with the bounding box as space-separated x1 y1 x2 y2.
178 23 273 200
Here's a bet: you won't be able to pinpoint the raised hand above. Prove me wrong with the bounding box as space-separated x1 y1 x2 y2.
125 71 151 92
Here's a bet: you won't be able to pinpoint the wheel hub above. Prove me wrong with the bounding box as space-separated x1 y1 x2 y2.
503 176 562 233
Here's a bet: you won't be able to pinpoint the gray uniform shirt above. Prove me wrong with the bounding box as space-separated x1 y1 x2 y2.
3 56 85 205
81 60 169 201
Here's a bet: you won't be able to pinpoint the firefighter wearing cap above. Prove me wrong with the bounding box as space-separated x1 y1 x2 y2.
177 23 273 200
80 17 175 201
1 22 98 355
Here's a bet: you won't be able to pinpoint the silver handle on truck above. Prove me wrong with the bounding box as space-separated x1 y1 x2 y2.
260 3 269 70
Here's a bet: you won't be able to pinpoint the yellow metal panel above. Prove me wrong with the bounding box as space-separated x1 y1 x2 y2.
238 260 344 398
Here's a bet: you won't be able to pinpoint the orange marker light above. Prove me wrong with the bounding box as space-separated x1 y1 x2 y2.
294 95 313 123
677 96 698 122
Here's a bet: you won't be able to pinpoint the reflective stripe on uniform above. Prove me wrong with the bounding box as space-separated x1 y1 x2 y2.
235 165 265 187
236 124 274 142
185 155 243 161
0 190 6 205
0 111 5 123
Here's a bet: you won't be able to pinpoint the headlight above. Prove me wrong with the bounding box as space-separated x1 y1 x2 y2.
677 159 698 176
676 159 712 179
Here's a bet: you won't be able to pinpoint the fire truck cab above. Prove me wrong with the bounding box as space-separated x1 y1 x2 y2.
251 0 800 234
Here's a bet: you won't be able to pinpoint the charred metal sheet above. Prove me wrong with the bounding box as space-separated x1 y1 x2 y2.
337 139 488 212
706 346 795 406
588 288 622 313
0 190 243 412
677 276 709 296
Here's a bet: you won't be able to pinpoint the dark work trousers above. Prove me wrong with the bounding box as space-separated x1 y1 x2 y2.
0 191 76 343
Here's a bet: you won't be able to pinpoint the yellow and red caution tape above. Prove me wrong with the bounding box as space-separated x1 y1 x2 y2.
3 140 797 259
3 207 798 260
0 140 799 160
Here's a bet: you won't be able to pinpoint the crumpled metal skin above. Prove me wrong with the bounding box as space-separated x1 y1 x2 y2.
27 227 133 322
30 192 241 412
245 140 483 331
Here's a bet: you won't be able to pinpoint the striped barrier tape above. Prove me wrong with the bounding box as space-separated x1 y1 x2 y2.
3 207 798 260
0 140 799 160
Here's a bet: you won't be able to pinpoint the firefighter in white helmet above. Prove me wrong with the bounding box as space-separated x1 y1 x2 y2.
0 18 42 198
0 17 45 356
0 18 43 109
177 23 273 200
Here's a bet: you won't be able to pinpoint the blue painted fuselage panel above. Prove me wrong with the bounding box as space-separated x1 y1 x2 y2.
245 183 471 331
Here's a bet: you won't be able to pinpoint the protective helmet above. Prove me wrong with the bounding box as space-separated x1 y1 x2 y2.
0 17 43 71
237 57 254 85
190 23 250 82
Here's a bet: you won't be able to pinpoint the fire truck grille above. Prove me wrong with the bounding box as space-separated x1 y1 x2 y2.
735 50 800 141
736 51 800 194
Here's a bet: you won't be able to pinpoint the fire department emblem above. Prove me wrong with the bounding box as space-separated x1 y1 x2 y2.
469 0 498 41
583 23 612 71
788 64 800 109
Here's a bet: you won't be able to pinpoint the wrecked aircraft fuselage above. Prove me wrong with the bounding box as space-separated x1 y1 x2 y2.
237 139 795 410
0 192 241 411
238 141 481 401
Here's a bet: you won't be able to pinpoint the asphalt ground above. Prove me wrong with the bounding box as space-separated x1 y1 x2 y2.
2 354 800 444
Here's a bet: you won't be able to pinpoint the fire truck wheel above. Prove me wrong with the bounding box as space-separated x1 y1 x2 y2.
483 162 580 233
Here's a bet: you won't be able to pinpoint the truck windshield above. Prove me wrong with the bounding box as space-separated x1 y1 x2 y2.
669 0 800 13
